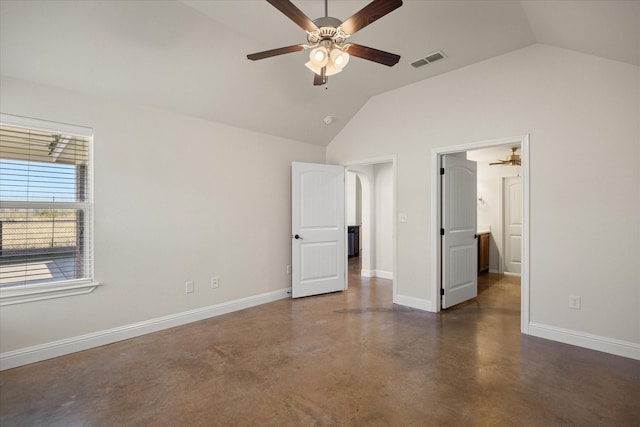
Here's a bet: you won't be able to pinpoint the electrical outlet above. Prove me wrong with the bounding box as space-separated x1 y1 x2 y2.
211 276 219 289
286 265 291 275
186 281 194 294
399 213 408 223
569 295 581 310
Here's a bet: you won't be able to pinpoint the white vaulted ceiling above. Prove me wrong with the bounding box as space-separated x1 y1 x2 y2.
0 1 638 146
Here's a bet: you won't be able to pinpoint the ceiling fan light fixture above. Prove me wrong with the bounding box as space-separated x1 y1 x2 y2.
306 46 348 76
330 48 349 70
306 61 342 77
324 63 342 76
305 61 322 75
309 46 329 67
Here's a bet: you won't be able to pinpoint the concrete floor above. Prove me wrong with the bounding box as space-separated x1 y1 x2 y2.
1 258 639 426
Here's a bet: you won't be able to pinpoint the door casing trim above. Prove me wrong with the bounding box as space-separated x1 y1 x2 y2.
431 135 530 334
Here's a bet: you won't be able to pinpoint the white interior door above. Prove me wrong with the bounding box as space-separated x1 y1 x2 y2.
441 155 477 309
291 162 346 298
503 176 522 275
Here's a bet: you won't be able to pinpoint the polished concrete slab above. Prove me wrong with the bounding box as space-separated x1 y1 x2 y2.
1 259 639 426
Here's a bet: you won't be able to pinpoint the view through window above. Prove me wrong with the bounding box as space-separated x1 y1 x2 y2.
0 120 92 288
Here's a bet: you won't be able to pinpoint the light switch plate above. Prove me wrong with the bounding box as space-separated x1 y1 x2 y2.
569 295 581 309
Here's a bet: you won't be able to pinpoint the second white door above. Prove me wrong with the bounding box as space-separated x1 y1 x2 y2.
291 162 346 298
503 175 522 275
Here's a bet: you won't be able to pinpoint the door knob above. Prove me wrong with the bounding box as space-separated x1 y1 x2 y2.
294 234 303 240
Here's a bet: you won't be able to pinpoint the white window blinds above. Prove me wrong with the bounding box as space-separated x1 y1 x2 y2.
0 120 93 288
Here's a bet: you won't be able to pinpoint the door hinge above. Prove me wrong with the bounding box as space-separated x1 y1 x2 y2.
440 167 445 175
440 228 444 236
440 288 445 296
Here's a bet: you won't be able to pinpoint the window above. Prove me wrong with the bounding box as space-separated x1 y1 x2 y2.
0 114 97 305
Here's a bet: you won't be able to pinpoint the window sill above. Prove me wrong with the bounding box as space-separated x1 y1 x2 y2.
0 281 100 306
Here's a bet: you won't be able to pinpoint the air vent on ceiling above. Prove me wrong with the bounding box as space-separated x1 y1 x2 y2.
410 51 447 68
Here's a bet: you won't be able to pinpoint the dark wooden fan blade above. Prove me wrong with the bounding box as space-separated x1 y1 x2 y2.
339 0 402 35
267 0 318 32
313 67 327 86
247 44 305 61
346 43 400 66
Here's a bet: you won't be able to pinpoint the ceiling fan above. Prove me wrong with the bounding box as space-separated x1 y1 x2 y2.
489 147 522 166
247 0 403 86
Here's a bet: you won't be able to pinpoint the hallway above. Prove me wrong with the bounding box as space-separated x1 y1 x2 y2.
1 260 638 426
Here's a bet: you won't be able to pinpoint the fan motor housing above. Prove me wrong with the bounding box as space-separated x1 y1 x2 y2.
308 17 347 45
313 16 342 28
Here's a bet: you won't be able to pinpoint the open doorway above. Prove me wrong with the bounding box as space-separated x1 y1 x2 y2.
431 136 530 334
344 156 397 304
467 146 523 277
346 171 363 258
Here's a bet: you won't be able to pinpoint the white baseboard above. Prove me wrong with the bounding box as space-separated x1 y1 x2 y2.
361 269 374 277
0 288 290 371
360 269 393 280
375 270 393 280
528 322 640 360
395 294 432 312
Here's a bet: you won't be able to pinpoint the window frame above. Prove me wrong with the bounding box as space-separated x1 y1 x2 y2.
0 113 99 306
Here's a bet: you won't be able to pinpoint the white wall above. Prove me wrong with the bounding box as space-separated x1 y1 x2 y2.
0 76 325 354
355 175 362 227
327 44 640 351
374 163 393 278
347 171 358 226
346 171 363 227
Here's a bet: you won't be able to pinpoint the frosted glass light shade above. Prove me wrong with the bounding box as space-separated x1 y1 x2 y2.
305 45 349 77
324 62 342 76
309 47 329 67
330 49 349 70
305 61 321 75
305 61 343 77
